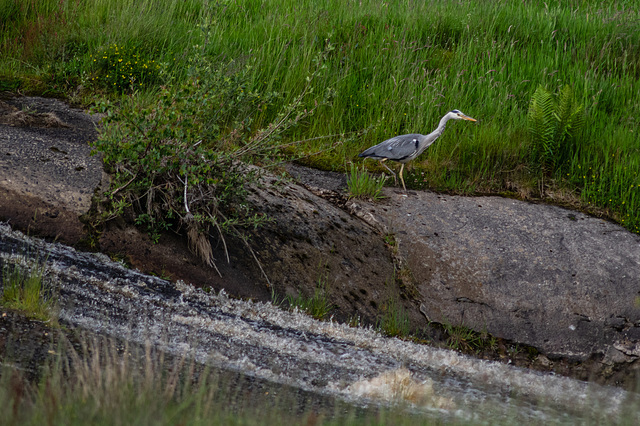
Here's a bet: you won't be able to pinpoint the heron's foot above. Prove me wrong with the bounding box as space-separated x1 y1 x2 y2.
393 189 413 197
379 161 397 185
380 172 397 186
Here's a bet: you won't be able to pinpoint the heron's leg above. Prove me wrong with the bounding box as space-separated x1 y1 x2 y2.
379 159 397 185
399 163 407 192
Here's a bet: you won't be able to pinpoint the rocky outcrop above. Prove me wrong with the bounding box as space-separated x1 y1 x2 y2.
0 95 405 327
2 95 640 381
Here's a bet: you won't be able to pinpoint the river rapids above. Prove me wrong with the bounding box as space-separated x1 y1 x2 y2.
0 222 637 423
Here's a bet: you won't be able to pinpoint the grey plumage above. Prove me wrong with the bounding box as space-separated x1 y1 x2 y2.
358 109 477 192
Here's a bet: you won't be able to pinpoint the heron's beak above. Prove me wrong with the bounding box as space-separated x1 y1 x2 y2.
462 115 477 122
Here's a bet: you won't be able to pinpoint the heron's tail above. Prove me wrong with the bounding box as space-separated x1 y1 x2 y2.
358 145 381 159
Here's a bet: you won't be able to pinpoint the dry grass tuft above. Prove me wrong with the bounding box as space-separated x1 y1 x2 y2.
187 223 220 275
0 101 68 128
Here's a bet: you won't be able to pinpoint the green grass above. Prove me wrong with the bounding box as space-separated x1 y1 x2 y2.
285 279 335 321
346 162 387 199
443 322 491 353
377 296 411 339
1 257 58 325
1 0 639 231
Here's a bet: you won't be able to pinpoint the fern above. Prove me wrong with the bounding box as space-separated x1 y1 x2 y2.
555 85 585 145
527 86 556 174
527 85 585 177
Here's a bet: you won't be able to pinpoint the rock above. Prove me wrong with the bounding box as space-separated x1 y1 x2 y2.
534 354 552 368
0 96 102 214
0 96 103 244
603 346 633 366
358 189 640 361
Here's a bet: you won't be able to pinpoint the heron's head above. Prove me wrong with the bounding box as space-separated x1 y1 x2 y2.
450 109 477 122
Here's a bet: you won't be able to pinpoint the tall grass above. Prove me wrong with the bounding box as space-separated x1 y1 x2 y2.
0 336 441 425
1 0 639 231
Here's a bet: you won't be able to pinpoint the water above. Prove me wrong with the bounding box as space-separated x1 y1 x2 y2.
0 222 637 423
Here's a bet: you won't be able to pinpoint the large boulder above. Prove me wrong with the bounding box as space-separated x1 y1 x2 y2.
359 189 640 362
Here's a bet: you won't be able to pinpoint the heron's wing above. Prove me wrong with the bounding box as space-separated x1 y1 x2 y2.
359 134 423 161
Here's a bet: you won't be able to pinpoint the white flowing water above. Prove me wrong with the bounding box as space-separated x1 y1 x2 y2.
0 223 637 423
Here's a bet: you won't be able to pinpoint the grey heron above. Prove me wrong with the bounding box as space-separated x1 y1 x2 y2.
358 109 477 192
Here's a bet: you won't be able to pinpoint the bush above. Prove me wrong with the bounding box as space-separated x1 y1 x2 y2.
92 50 332 272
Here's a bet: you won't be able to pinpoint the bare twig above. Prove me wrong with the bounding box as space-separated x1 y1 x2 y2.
215 210 271 287
111 173 138 196
234 82 312 157
244 236 271 288
183 174 190 215
211 215 230 264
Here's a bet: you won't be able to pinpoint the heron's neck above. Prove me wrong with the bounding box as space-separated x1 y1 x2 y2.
428 114 452 140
